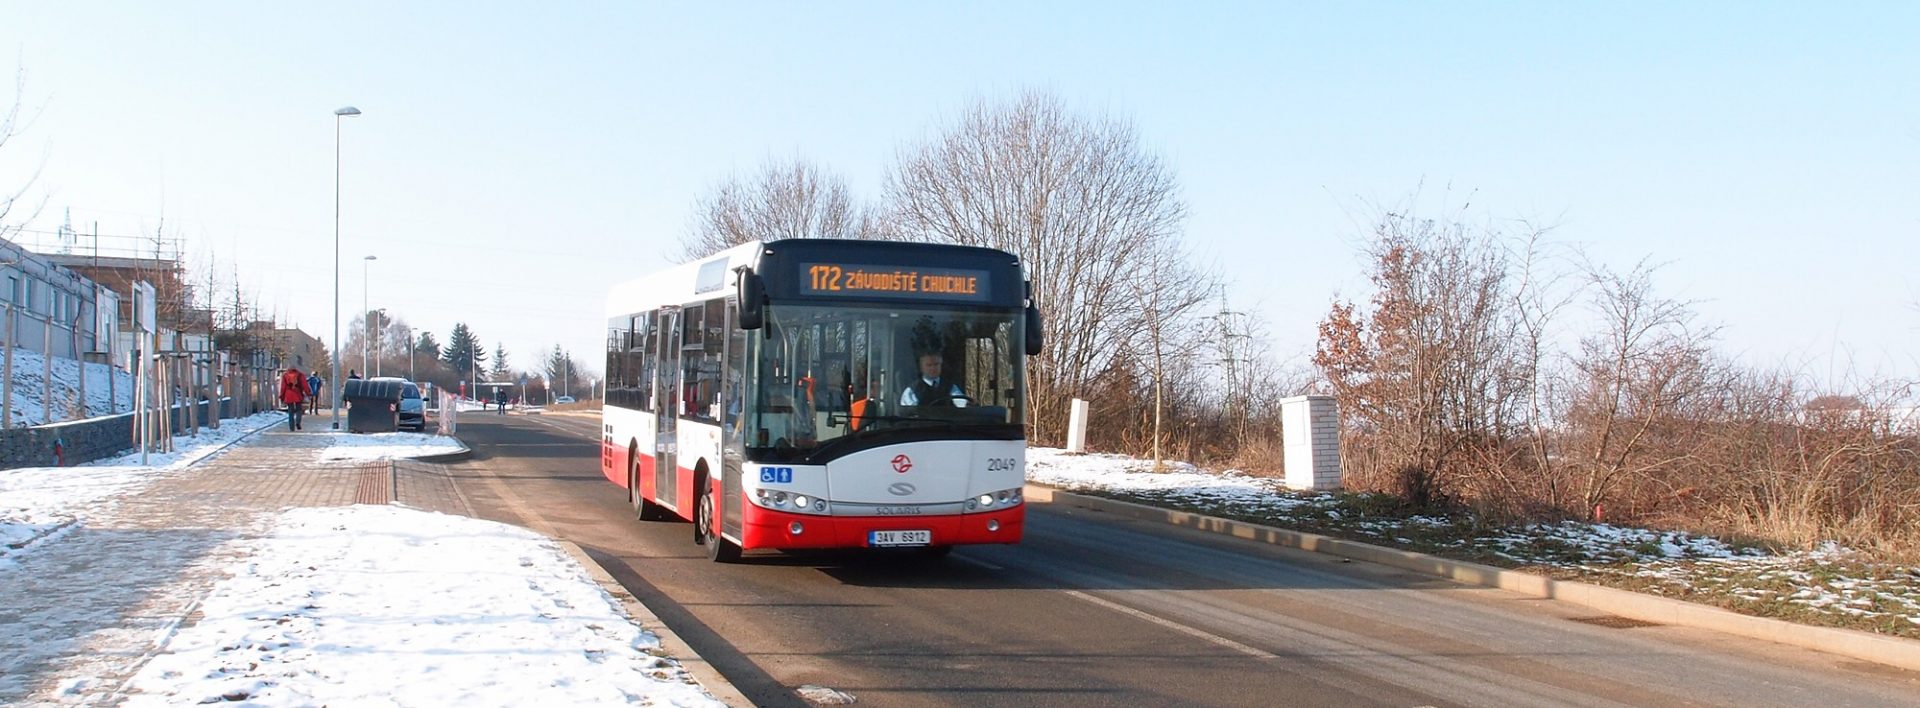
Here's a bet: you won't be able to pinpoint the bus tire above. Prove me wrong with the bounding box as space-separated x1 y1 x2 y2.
696 472 741 563
629 446 671 521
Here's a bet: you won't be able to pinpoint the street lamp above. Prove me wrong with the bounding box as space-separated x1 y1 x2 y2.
362 255 377 378
373 308 387 377
331 105 361 429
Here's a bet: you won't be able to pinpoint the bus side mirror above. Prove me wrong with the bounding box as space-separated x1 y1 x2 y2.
737 270 765 330
1024 304 1044 356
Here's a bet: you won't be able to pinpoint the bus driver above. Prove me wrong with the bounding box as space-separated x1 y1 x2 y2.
900 352 967 408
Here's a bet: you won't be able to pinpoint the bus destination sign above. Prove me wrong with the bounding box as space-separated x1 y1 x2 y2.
800 263 992 303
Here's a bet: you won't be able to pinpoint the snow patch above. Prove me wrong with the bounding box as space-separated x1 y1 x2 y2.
120 505 724 707
313 432 465 461
797 684 858 705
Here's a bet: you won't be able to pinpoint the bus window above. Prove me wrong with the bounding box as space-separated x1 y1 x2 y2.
637 312 656 411
726 300 748 434
749 304 1024 461
605 319 626 408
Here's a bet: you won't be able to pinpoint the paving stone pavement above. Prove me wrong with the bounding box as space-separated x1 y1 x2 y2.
0 426 474 705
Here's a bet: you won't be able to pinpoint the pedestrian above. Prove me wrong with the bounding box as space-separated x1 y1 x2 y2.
348 369 362 380
307 371 323 414
279 366 308 431
496 388 508 414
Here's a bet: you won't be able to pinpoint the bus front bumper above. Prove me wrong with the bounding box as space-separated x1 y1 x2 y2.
740 505 1025 550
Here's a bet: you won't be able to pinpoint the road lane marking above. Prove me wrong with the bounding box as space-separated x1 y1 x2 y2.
1062 589 1277 660
956 543 1273 658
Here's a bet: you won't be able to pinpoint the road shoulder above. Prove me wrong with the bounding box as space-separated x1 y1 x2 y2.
1030 484 1920 674
451 436 750 707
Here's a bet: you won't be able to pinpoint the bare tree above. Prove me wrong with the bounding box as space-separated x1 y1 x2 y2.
0 67 46 241
677 156 874 261
1127 242 1213 469
884 89 1204 444
1314 206 1524 507
1562 259 1719 520
1505 228 1581 513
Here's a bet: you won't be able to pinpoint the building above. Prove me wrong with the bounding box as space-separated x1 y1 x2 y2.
1 236 106 360
239 320 327 372
40 253 195 332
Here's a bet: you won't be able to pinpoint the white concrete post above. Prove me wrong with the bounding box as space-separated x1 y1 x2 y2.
1281 395 1342 490
1066 398 1090 453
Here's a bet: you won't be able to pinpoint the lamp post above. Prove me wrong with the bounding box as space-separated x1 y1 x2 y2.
362 255 377 377
373 308 387 378
331 106 361 429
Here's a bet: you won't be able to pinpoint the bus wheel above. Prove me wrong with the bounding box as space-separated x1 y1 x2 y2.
697 478 741 563
630 449 670 521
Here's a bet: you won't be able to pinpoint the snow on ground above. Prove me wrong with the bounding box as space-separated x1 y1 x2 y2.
1028 447 1321 511
1 411 284 565
119 505 723 707
1026 446 1920 633
5 422 723 705
1481 520 1766 564
313 431 466 462
3 345 136 428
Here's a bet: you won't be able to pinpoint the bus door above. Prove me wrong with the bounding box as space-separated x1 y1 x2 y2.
654 306 680 509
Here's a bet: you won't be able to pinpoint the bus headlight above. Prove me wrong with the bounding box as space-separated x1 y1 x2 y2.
753 488 828 515
966 487 1025 513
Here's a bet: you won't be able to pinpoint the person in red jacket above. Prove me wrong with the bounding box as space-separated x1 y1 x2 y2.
279 366 308 431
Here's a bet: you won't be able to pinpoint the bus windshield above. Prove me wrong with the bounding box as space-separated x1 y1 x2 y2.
745 304 1026 456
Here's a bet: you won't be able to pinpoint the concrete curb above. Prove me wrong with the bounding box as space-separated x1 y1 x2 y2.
554 541 753 708
175 417 284 468
1029 484 1920 674
409 440 473 464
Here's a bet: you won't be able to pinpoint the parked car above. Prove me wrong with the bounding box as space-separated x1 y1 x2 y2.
373 377 428 431
553 395 577 405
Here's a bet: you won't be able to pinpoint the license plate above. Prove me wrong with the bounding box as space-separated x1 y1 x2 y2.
869 530 931 547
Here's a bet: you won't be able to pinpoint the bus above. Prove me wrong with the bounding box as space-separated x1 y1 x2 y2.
601 238 1044 562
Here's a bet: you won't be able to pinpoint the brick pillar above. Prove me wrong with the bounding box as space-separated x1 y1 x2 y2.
1281 395 1342 491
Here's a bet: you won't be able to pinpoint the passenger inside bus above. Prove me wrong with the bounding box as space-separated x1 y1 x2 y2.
803 365 851 412
790 363 846 441
849 362 873 431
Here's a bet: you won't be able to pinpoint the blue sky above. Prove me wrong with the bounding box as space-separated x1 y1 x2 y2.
1 2 1915 386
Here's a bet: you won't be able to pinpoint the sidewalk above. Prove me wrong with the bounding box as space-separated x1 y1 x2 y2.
0 425 723 706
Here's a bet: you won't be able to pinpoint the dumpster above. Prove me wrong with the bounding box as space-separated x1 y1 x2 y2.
343 378 405 433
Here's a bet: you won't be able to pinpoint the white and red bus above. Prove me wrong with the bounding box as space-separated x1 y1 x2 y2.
601 239 1043 562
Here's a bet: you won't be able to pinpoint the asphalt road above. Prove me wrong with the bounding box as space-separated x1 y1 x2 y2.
443 413 1920 707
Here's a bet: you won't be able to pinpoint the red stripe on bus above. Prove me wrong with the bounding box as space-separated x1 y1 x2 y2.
738 505 1025 550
